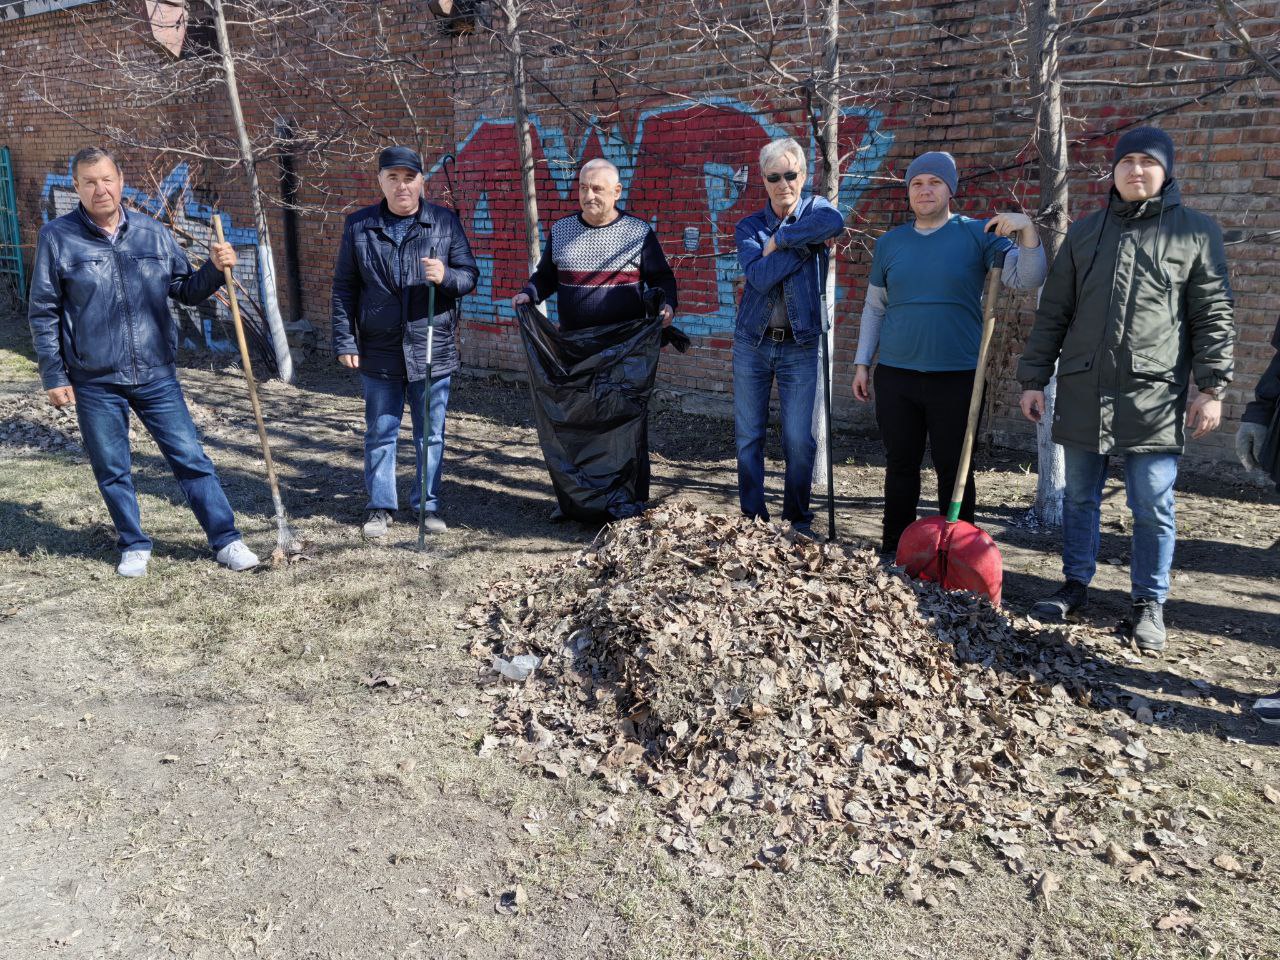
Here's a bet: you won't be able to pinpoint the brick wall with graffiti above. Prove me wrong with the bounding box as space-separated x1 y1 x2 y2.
425 97 901 408
2 0 1277 463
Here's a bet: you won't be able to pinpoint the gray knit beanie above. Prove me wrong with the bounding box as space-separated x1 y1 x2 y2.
904 151 958 195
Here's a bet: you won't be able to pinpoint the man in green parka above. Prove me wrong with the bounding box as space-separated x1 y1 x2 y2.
1017 127 1234 653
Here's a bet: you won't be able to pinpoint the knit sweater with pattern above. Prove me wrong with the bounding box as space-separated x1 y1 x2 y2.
522 211 678 331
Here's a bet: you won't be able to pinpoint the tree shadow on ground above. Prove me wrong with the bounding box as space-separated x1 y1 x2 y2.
978 603 1280 749
0 497 208 564
992 565 1280 747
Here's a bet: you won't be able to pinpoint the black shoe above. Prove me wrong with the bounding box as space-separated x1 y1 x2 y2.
1031 579 1088 622
548 506 567 523
362 509 393 538
1252 690 1280 725
1130 598 1166 653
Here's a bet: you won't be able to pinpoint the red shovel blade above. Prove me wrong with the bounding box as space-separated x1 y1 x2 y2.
895 516 1003 607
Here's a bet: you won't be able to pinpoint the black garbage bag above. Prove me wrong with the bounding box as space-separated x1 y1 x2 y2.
661 324 691 353
517 303 662 522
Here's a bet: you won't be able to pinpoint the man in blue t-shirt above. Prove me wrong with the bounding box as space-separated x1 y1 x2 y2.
852 151 1047 554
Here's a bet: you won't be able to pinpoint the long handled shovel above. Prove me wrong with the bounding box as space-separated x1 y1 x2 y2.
895 250 1006 606
211 214 300 561
417 245 437 552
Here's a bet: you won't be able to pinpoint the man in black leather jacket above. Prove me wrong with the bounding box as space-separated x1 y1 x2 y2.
27 146 259 578
331 146 479 538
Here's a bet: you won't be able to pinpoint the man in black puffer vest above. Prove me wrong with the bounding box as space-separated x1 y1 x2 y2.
1235 316 1280 492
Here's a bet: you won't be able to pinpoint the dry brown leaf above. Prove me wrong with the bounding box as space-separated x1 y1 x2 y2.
929 858 975 877
466 503 1135 873
1105 842 1137 867
1124 861 1154 884
1155 909 1194 932
1031 869 1059 907
1211 853 1243 874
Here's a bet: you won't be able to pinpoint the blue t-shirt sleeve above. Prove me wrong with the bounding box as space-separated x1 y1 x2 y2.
869 235 887 288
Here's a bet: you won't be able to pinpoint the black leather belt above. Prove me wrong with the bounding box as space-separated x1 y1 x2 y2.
765 326 793 342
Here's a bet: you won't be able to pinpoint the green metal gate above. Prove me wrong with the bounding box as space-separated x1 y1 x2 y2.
0 145 25 301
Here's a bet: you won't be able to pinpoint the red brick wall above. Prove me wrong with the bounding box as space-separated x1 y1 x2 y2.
2 0 1276 463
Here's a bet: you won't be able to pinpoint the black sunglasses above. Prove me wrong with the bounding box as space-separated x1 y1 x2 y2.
765 170 801 184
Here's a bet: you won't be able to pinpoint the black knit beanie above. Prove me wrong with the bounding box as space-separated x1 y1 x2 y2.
1112 127 1174 178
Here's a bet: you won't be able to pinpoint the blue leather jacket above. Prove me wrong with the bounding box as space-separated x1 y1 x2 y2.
734 195 844 347
28 205 225 389
330 200 479 380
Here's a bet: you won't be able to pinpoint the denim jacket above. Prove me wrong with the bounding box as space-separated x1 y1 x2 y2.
331 200 479 381
28 205 225 389
733 195 844 347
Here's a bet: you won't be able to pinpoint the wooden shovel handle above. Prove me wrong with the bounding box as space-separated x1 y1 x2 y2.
947 260 1004 522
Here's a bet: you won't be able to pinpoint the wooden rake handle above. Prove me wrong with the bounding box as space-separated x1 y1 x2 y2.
211 215 282 495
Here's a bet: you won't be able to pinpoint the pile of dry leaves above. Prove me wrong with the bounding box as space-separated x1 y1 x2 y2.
467 503 1165 876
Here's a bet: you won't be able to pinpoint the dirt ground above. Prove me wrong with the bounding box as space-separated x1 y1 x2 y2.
2 320 1278 960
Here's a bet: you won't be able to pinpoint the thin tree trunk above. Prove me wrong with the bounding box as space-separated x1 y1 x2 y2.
211 0 293 382
811 0 839 484
1029 0 1067 527
503 0 541 273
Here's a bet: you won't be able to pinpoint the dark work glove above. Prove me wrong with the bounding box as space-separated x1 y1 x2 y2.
1236 421 1267 472
643 286 667 322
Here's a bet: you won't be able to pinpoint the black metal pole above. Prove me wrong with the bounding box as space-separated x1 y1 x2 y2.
439 153 463 220
418 245 437 551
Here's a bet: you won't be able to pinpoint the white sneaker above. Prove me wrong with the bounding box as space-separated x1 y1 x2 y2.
116 549 151 578
215 540 260 572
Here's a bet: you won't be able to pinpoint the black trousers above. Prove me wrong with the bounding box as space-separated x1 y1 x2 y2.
873 364 980 551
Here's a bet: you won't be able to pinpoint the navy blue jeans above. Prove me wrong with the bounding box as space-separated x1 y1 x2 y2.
361 373 451 514
73 375 241 553
732 336 818 527
1062 448 1178 602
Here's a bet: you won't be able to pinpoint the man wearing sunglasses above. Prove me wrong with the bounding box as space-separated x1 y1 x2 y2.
733 137 845 537
852 150 1047 557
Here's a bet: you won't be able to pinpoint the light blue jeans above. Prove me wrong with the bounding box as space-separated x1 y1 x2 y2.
732 336 818 528
1062 447 1178 602
361 373 451 514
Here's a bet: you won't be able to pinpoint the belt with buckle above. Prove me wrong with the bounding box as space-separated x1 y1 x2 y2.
765 326 792 342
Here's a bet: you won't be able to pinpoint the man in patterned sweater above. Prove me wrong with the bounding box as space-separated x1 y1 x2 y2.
513 159 679 519
514 159 677 329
